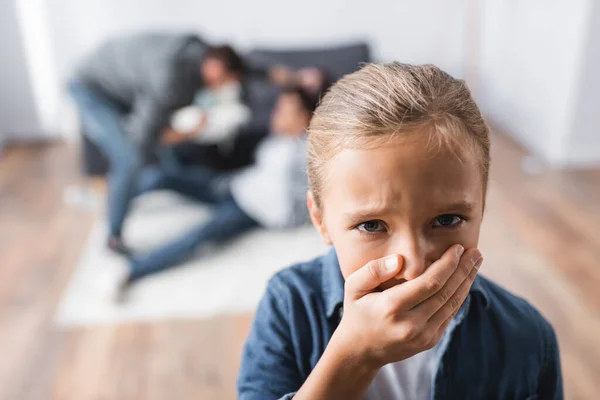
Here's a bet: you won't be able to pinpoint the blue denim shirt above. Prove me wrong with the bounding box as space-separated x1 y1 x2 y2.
237 248 563 400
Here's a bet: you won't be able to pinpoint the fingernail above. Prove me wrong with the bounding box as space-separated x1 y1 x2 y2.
455 245 465 257
385 255 398 272
471 251 482 265
474 257 483 270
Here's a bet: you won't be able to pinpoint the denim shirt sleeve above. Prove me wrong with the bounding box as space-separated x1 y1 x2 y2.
237 276 302 400
538 316 563 399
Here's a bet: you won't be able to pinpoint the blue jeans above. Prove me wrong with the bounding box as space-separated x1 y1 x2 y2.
69 81 141 238
157 145 184 174
129 167 258 281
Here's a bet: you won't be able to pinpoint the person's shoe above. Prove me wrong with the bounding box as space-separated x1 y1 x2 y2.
115 272 135 303
107 236 131 256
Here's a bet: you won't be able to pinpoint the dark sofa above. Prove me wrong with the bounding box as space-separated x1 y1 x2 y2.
80 41 371 175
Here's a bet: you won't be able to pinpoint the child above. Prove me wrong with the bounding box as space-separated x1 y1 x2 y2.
237 63 562 399
163 45 251 147
118 86 318 296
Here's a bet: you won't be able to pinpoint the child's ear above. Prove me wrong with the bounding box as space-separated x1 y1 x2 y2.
307 190 332 245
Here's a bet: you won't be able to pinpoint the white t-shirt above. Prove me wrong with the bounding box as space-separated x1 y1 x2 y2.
363 339 442 400
230 134 308 229
170 82 250 144
363 295 471 400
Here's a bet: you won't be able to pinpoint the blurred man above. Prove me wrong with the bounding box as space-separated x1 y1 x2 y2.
69 33 210 254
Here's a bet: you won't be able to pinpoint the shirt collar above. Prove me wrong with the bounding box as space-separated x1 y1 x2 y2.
322 247 490 319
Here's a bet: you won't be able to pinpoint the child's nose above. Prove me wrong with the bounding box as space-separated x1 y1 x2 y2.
392 234 429 281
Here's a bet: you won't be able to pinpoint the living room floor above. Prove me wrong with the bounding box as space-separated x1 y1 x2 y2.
1 131 599 399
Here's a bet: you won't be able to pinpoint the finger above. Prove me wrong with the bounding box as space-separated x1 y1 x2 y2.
408 306 457 354
414 249 482 318
426 255 482 330
345 254 404 300
412 249 482 317
383 244 465 311
427 307 456 348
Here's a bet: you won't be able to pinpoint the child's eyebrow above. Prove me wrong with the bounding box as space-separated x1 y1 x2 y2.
344 204 395 222
436 201 476 214
344 200 476 221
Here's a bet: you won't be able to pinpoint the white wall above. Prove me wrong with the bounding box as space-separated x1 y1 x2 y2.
16 0 62 138
569 0 600 167
475 0 599 167
34 0 472 138
23 0 600 166
7 0 600 165
45 0 471 82
0 0 43 140
4 0 474 139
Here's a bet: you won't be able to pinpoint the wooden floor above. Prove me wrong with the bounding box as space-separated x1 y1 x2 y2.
0 134 599 399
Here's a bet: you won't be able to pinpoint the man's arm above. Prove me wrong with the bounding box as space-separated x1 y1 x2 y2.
124 96 170 162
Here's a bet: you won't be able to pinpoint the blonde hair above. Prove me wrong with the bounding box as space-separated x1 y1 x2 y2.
308 62 490 206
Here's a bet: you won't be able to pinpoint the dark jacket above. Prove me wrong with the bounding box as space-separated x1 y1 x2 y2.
237 248 563 400
74 32 208 159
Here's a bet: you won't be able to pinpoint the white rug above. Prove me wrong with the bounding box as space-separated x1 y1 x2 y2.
55 191 329 327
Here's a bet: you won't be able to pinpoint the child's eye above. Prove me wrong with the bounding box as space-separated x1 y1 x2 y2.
432 214 464 228
357 220 387 233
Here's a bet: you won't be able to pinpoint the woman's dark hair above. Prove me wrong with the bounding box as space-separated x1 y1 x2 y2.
314 69 333 98
204 45 246 76
281 86 320 115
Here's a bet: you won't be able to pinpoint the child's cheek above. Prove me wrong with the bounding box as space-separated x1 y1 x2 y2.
329 224 393 280
453 221 482 250
335 243 384 280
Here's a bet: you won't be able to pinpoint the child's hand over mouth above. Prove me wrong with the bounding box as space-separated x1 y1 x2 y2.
295 244 483 400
